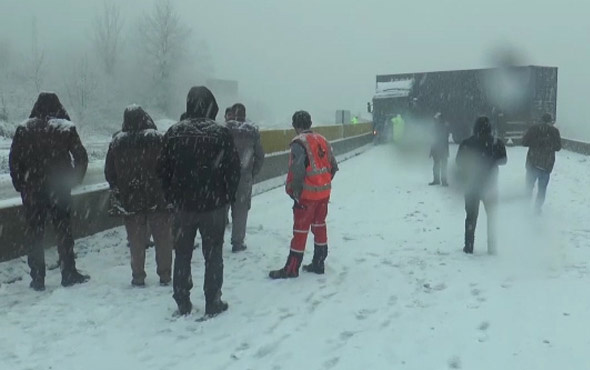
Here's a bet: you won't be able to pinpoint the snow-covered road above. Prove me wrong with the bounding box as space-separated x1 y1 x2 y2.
1 144 589 370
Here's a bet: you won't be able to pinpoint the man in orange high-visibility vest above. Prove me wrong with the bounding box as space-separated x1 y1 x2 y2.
269 111 339 279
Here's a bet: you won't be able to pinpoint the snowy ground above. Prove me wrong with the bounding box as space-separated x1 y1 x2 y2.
1 144 590 370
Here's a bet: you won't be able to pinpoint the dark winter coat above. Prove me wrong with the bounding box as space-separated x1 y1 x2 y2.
9 93 88 194
105 106 168 215
225 120 265 180
456 133 507 195
159 86 241 212
430 120 450 159
522 123 561 173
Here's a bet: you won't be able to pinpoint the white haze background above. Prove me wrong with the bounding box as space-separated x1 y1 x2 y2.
0 0 588 137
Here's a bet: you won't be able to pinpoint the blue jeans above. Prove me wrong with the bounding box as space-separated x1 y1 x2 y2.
526 167 550 210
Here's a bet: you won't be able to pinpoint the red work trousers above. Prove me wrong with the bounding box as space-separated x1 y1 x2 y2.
290 198 329 253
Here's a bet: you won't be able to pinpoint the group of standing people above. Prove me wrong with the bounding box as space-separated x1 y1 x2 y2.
9 87 338 318
428 112 561 255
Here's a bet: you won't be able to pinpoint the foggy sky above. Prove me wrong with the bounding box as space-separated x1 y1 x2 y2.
0 0 588 135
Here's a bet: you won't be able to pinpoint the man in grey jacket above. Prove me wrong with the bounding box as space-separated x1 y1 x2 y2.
225 103 265 252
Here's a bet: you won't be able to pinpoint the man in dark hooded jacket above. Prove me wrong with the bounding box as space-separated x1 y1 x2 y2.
159 86 241 316
225 103 265 252
429 112 450 186
105 106 172 287
456 116 507 255
9 92 90 291
522 113 561 213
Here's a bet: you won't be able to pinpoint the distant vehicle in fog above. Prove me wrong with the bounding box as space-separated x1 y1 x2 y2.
371 66 558 144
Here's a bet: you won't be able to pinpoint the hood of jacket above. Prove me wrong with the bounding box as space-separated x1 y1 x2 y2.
29 92 71 121
122 105 157 132
182 86 219 121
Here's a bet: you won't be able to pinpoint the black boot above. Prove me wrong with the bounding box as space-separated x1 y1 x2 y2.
205 290 228 317
30 278 45 291
302 245 328 274
269 251 303 279
176 299 193 316
61 269 90 287
231 244 247 253
29 263 46 291
60 258 90 287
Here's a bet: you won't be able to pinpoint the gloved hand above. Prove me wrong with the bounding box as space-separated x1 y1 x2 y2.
291 195 306 209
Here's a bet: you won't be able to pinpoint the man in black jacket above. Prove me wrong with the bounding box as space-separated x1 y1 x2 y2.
159 86 241 316
9 92 90 291
456 116 507 255
105 106 172 287
522 113 561 214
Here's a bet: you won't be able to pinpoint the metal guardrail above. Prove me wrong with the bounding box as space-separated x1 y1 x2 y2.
0 132 373 262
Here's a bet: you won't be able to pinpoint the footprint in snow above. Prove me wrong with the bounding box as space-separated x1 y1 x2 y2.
339 331 356 341
448 356 462 369
355 308 377 320
423 283 447 292
478 321 490 331
324 357 341 369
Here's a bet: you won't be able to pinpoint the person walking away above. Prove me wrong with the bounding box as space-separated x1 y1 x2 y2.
159 86 241 316
456 116 507 255
522 113 561 214
105 106 173 287
9 92 90 291
429 112 450 186
269 111 338 279
225 103 265 252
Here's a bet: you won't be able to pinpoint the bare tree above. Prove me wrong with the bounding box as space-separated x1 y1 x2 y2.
92 1 123 76
137 0 190 113
65 56 98 122
0 95 8 122
0 39 11 74
28 17 45 92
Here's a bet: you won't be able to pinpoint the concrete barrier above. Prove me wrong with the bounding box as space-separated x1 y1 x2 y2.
0 130 372 261
562 138 590 155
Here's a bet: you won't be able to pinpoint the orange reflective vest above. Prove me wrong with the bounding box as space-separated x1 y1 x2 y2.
286 132 333 200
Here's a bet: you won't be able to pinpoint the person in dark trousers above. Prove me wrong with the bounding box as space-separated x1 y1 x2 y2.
223 107 234 227
225 103 265 252
159 86 241 316
456 116 507 255
522 113 562 214
269 111 338 279
105 106 173 287
9 92 90 291
429 112 450 186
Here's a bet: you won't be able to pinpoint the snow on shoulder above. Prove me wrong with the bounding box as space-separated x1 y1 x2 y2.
48 119 75 132
142 128 161 137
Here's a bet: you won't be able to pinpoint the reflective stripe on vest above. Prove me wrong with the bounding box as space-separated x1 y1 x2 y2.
286 132 333 200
